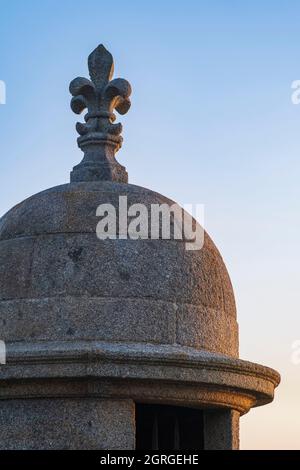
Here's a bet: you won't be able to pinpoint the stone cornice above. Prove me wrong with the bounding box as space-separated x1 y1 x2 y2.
0 341 280 414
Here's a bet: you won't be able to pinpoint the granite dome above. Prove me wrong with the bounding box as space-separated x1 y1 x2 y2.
0 181 238 357
0 44 280 451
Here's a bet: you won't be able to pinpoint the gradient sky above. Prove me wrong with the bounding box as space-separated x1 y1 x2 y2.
1 0 300 449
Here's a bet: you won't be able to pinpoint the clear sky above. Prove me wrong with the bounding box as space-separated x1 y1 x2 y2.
0 0 300 449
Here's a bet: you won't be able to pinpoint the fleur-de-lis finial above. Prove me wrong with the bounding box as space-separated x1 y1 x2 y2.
69 44 132 183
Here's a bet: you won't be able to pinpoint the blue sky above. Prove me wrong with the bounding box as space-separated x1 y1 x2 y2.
1 0 300 448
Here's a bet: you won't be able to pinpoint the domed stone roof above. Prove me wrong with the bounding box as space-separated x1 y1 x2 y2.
0 45 279 445
0 181 238 357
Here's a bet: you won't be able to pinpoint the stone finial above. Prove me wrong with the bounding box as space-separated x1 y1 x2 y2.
69 44 132 183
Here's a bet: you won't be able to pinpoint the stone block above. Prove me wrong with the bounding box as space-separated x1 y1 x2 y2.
0 398 135 450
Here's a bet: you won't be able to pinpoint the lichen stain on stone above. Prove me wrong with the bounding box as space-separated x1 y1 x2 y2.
119 269 130 281
67 247 83 263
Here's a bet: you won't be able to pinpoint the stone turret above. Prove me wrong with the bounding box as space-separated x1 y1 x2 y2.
0 45 279 450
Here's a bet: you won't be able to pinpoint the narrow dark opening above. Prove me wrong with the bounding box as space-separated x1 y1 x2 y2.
135 403 204 450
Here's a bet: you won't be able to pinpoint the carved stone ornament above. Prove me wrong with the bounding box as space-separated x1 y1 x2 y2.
69 44 132 183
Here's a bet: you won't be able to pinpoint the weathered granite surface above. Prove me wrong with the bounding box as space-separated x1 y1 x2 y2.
1 342 279 412
204 410 239 450
0 182 238 357
0 178 280 450
0 398 135 450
